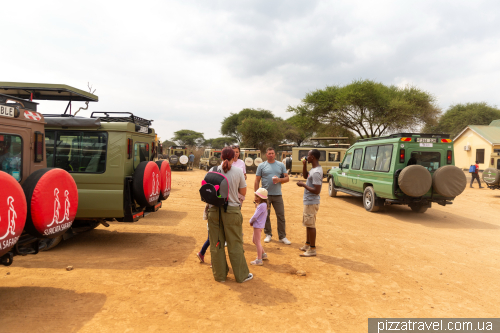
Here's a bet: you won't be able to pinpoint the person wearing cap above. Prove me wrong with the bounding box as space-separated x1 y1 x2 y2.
296 149 323 257
249 188 269 266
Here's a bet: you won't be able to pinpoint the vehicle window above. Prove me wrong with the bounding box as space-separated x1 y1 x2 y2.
362 146 378 171
0 134 22 181
134 143 149 169
45 131 56 169
476 149 485 164
247 153 258 159
374 145 393 172
174 151 183 157
351 149 363 170
52 131 107 173
497 159 500 169
328 152 337 162
213 152 221 158
342 153 352 169
410 151 440 172
299 150 326 161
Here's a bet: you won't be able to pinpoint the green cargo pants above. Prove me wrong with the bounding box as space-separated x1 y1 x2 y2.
208 206 250 283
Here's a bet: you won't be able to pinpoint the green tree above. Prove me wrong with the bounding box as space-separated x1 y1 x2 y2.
283 113 315 146
221 108 276 142
425 102 500 137
171 129 205 147
289 79 440 139
204 137 235 148
162 139 176 148
239 118 284 152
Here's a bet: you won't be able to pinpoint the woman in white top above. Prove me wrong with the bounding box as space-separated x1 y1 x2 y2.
231 144 247 180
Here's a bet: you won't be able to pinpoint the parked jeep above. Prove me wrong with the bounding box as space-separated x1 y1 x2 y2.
0 90 79 266
327 133 467 213
167 146 188 170
199 148 222 170
240 148 263 173
482 150 500 189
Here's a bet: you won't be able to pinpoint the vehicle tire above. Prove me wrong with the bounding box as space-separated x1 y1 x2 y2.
482 167 500 185
432 165 467 197
363 186 380 212
179 155 188 165
156 160 171 200
398 165 432 197
410 204 428 213
209 156 219 167
0 171 27 257
132 161 160 207
41 235 63 251
169 155 179 165
244 157 254 167
254 157 263 167
22 168 78 239
328 177 337 197
285 157 292 170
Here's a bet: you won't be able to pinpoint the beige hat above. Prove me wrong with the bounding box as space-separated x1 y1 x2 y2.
254 188 268 199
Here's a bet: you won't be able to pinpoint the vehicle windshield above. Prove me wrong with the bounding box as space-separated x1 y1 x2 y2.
247 153 258 159
174 151 184 157
0 134 22 181
213 152 221 158
410 151 441 172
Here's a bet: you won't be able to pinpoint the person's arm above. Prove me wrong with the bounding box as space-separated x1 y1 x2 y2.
302 158 308 179
238 187 247 196
255 164 262 189
238 169 247 196
297 170 322 194
277 163 289 184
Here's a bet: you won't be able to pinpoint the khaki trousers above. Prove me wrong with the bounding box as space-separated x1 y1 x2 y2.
208 206 250 283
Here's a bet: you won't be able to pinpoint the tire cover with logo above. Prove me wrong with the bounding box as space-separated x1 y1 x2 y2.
209 156 219 166
432 165 467 198
169 155 179 165
22 168 78 239
254 157 263 166
482 167 500 185
398 165 432 197
179 155 188 165
133 161 160 207
0 171 27 256
245 157 254 167
156 160 171 200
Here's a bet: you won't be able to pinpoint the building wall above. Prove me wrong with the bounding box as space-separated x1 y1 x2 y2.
453 128 493 170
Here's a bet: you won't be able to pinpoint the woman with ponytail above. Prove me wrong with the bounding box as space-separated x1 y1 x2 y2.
208 146 253 283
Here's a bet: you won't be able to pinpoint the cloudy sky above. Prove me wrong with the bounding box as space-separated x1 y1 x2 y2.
2 0 499 141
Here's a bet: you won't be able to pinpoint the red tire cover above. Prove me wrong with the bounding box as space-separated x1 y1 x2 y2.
22 168 78 238
133 161 160 206
156 160 171 200
0 171 27 257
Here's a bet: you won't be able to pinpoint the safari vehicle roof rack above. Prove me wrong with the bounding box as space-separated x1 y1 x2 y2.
169 146 186 149
0 92 38 111
91 112 152 127
358 133 451 142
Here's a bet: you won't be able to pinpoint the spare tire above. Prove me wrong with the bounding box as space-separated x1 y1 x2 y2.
156 160 171 200
245 157 254 167
482 167 500 185
285 157 292 170
0 171 27 256
133 161 160 207
179 155 188 165
209 156 219 166
22 168 78 239
169 155 178 165
432 165 467 197
398 165 432 197
254 157 263 167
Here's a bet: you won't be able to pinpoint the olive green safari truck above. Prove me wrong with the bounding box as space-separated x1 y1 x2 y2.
327 133 467 213
0 83 171 249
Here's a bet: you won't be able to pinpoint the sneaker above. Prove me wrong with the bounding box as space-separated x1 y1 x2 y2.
196 252 205 263
299 243 310 251
243 273 254 283
280 237 292 245
225 241 227 247
300 248 317 257
264 235 272 243
251 259 263 266
262 253 268 260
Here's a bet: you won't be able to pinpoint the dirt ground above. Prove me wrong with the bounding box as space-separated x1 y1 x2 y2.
1 169 499 332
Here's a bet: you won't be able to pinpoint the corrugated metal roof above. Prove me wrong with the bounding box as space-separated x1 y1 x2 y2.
467 125 500 144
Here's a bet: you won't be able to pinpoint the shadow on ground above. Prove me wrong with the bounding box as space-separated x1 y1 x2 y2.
135 209 188 226
317 254 379 273
226 278 297 306
14 230 196 270
0 287 106 333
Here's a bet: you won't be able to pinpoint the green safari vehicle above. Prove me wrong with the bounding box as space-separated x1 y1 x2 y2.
327 133 467 213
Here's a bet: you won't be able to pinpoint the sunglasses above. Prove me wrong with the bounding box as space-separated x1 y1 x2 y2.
232 145 240 148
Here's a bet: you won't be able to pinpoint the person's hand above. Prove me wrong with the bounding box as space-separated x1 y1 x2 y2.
272 175 279 184
302 157 307 165
296 181 306 188
250 221 254 226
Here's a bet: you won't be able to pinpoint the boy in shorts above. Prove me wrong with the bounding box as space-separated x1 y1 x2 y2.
296 149 322 257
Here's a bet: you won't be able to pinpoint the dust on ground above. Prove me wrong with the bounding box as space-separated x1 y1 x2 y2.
1 170 499 332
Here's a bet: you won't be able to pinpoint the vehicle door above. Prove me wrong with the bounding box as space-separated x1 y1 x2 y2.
337 152 352 188
348 148 363 192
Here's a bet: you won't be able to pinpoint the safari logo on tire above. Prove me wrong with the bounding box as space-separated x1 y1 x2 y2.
0 171 27 255
133 161 160 207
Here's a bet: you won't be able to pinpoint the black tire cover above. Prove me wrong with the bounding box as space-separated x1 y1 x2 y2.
209 156 219 166
482 167 500 185
432 165 467 197
398 165 432 197
285 157 292 170
169 155 179 165
133 161 160 207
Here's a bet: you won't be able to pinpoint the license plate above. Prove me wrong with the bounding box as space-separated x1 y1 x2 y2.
0 105 15 118
419 143 433 148
416 138 436 143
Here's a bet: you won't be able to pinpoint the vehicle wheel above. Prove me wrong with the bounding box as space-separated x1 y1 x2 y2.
41 235 63 251
410 204 428 213
363 186 380 212
328 178 337 197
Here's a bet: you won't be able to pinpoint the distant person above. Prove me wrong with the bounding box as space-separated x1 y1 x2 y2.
470 160 483 188
296 149 322 257
254 147 291 245
407 153 417 166
249 188 269 266
231 144 247 206
188 152 195 170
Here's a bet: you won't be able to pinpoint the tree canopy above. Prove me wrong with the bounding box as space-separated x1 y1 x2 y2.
424 102 500 137
171 129 205 147
221 108 276 142
238 118 284 152
288 79 440 139
162 139 176 148
204 137 235 148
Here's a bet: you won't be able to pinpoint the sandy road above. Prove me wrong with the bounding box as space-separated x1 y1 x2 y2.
1 169 499 332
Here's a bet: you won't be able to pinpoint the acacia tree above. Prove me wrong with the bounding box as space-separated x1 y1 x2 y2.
221 108 275 142
239 118 284 152
204 137 235 148
289 79 440 139
171 129 205 147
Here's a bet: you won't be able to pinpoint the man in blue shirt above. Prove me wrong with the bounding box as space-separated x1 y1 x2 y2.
188 152 195 170
254 147 290 244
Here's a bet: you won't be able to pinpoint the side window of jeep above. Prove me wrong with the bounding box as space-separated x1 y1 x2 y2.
46 131 107 173
0 133 23 181
134 142 149 169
